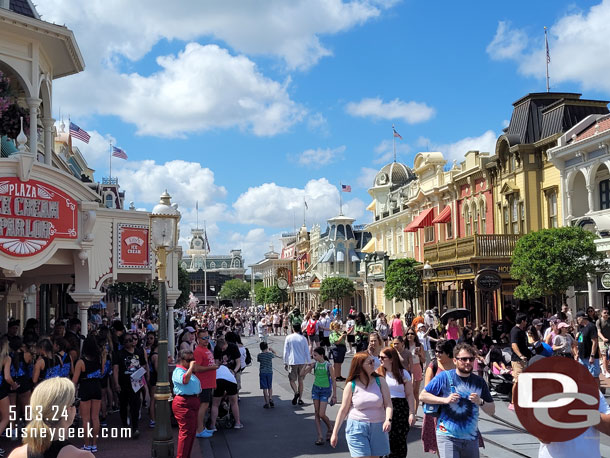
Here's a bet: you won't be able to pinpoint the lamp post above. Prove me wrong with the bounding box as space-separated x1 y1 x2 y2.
422 261 435 313
150 191 180 458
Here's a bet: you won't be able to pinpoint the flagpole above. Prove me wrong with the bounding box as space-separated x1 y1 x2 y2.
203 221 208 308
109 141 112 180
544 26 550 93
392 124 396 162
339 182 343 216
196 201 199 229
303 199 306 226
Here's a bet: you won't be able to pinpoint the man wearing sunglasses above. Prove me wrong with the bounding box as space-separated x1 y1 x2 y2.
420 343 495 458
194 328 218 438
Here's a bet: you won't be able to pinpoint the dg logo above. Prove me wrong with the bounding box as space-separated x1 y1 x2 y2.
514 356 600 443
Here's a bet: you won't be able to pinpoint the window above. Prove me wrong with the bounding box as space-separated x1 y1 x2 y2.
397 234 403 252
480 204 486 234
210 262 216 268
105 194 114 208
424 226 435 243
511 198 519 234
336 224 345 239
601 179 610 210
520 202 525 234
548 191 558 228
503 206 509 234
446 221 453 239
473 205 479 234
465 206 472 236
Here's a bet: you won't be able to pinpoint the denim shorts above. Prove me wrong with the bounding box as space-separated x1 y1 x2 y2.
579 357 601 378
345 419 389 457
259 372 273 390
312 385 332 402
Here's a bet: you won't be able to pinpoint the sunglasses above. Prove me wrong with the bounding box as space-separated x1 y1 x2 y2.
455 356 475 362
199 336 210 340
434 350 443 355
406 333 415 336
379 355 389 360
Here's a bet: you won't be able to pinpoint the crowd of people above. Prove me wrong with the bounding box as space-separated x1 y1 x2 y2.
3 300 610 458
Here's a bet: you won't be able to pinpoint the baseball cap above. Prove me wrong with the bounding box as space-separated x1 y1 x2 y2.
185 326 196 333
576 310 587 319
557 322 569 329
417 323 425 329
532 319 542 326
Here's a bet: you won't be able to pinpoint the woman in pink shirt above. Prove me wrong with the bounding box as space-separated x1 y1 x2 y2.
446 317 460 341
391 314 405 338
330 352 393 457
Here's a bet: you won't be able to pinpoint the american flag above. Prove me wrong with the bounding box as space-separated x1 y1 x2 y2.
203 230 211 252
393 127 403 140
69 122 90 143
304 200 308 210
341 184 352 192
112 146 128 160
545 34 551 64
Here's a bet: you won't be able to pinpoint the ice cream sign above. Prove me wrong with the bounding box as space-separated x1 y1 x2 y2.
0 178 77 256
118 224 150 268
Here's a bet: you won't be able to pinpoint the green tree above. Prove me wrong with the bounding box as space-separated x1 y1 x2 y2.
265 284 288 305
175 266 191 308
384 258 421 307
218 279 251 305
254 281 267 304
511 227 606 303
320 277 355 304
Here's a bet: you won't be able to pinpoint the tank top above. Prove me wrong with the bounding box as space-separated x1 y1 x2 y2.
409 344 420 365
27 439 72 458
385 369 411 398
313 361 331 388
348 377 385 423
79 358 102 382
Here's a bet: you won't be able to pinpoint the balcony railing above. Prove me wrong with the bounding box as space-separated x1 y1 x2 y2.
424 234 521 263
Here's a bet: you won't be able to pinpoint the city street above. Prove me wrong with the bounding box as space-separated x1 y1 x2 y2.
195 334 610 458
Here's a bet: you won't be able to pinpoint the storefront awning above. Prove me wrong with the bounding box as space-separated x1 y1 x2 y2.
366 200 376 212
349 249 363 262
404 208 434 232
361 238 375 253
432 205 451 224
321 249 334 263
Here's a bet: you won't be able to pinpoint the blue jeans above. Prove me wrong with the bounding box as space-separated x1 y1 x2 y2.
436 434 479 458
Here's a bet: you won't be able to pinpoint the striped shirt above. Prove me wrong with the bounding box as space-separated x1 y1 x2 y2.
257 351 274 374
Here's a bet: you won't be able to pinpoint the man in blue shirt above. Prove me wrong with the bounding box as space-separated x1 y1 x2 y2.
420 343 495 458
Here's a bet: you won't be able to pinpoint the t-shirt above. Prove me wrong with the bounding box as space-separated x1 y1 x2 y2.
115 347 146 387
385 369 412 398
597 318 610 340
539 392 609 458
578 321 600 359
510 325 531 361
391 319 404 337
214 342 241 371
424 369 493 441
216 364 237 383
553 334 574 354
257 351 274 374
193 345 216 389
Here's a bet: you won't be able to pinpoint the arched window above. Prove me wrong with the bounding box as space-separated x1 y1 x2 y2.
472 202 479 234
105 193 114 208
221 262 227 268
479 200 486 234
465 205 472 236
210 261 216 268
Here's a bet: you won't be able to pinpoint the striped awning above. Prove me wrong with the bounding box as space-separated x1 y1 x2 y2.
361 238 375 253
432 205 451 224
404 208 434 232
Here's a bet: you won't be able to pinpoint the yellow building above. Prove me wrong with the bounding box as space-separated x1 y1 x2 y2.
487 92 608 312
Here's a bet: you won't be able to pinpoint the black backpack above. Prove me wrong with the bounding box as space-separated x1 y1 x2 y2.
245 348 252 366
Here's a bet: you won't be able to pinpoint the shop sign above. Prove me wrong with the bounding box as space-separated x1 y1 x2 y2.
476 270 502 291
118 224 150 268
457 266 473 275
437 268 455 278
0 178 77 256
600 273 610 290
480 264 511 274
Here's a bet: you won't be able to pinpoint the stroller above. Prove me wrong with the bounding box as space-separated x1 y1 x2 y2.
214 395 236 430
484 345 513 400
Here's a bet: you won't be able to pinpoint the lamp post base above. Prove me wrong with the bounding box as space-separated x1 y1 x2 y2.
151 439 174 458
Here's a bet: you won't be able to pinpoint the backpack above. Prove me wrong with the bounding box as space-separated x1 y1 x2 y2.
306 320 317 336
245 348 252 366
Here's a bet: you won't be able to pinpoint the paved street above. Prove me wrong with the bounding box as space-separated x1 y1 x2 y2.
197 334 610 458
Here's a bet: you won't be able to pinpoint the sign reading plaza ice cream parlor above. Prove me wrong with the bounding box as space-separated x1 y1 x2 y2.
0 177 78 256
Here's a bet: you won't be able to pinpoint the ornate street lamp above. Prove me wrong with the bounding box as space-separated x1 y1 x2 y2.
150 191 180 458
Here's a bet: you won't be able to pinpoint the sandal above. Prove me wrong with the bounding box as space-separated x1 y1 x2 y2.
315 438 324 446
326 429 332 442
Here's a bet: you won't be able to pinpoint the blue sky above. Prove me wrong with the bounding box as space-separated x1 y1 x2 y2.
37 0 610 267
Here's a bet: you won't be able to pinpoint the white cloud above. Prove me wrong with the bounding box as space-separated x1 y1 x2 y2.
486 21 528 61
113 159 227 209
39 0 396 72
307 113 330 136
418 130 497 163
357 167 378 189
346 98 436 124
296 146 346 168
487 2 610 92
52 44 306 137
372 139 412 164
232 178 365 227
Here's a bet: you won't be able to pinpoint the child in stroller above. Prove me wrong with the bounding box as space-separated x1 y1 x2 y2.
485 345 513 398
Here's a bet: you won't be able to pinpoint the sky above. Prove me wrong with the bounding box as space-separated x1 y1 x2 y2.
36 0 610 270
